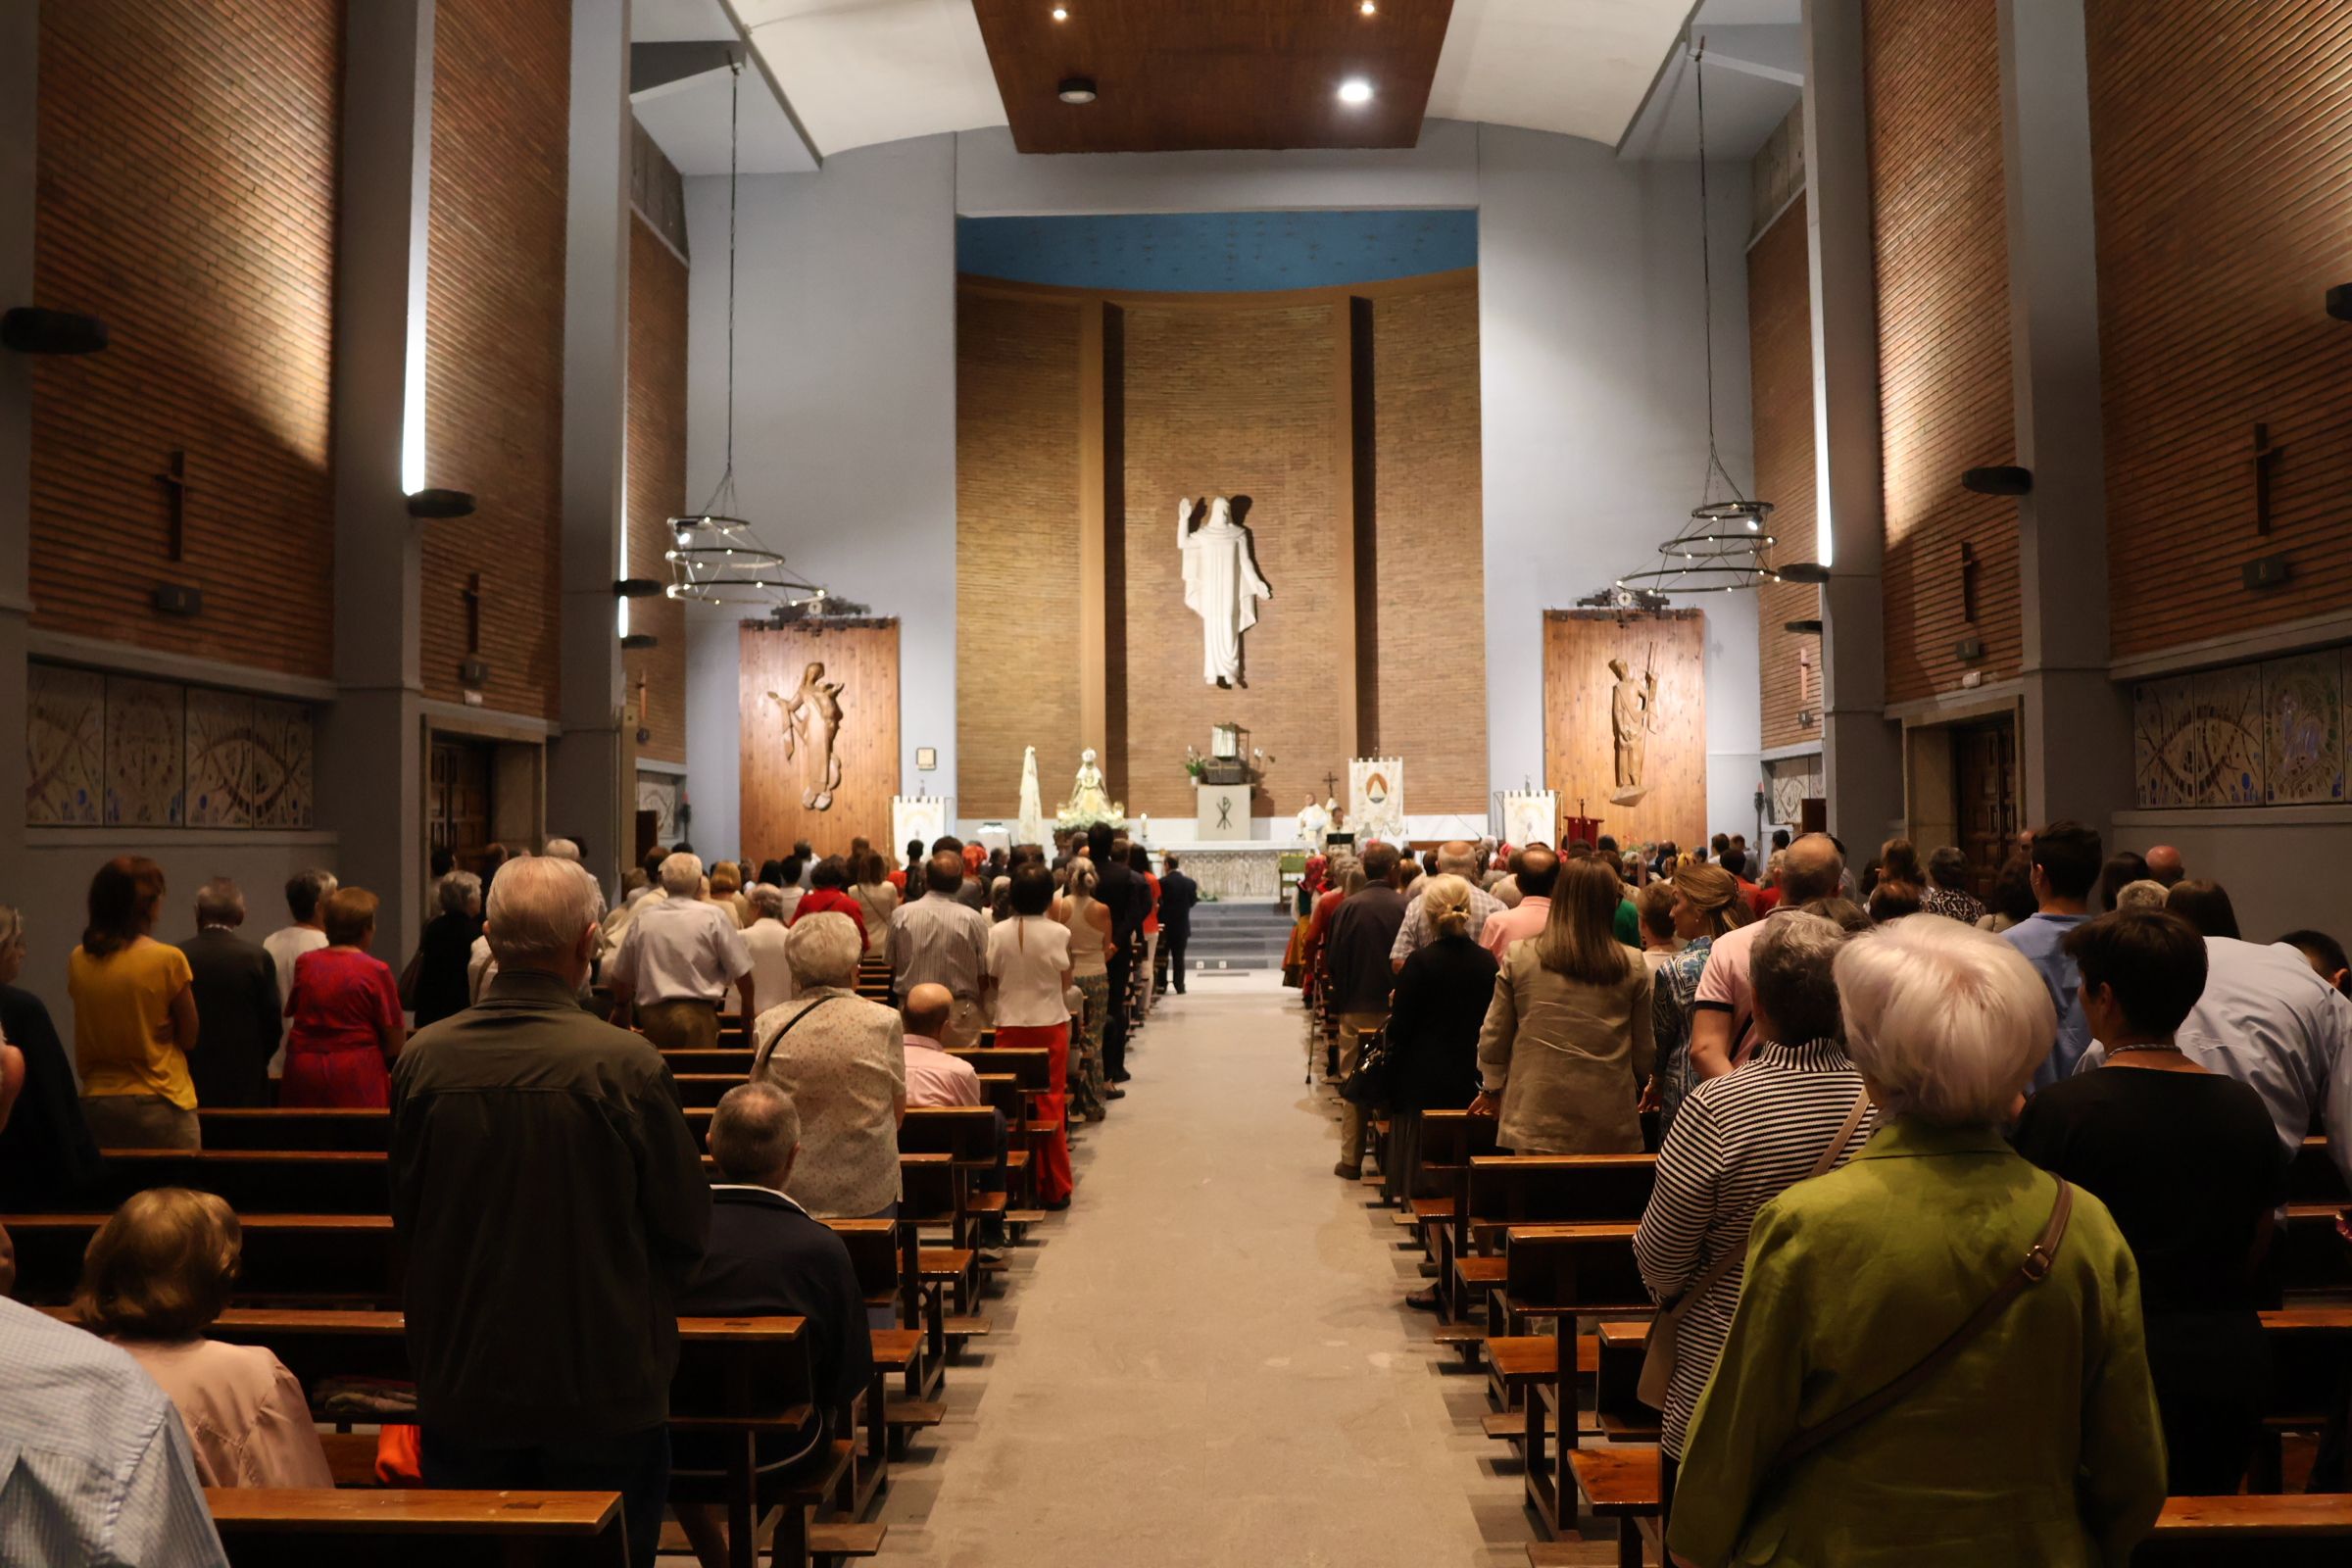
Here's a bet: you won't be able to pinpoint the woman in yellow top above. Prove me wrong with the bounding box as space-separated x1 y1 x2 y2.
68 856 201 1150
1668 915 2166 1568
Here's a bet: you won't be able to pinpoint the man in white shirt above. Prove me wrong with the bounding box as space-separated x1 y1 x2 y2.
1392 841 1504 970
609 854 754 1049
261 867 336 1078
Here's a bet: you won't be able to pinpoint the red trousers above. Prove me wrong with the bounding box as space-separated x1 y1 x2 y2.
994 1021 1073 1205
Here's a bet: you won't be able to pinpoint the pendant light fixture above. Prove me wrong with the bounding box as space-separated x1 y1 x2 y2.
663 58 833 614
1611 38 1781 604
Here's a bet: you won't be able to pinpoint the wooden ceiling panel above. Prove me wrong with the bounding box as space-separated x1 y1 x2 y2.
970 0 1456 153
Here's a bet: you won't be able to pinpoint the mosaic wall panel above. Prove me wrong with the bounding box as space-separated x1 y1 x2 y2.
25 662 315 830
2262 653 2345 805
105 675 185 826
252 697 316 828
637 775 678 844
2132 676 2200 808
2194 664 2265 807
26 663 103 825
2133 644 2352 811
186 688 257 826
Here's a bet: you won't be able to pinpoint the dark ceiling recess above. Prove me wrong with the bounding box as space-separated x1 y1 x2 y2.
969 0 1455 154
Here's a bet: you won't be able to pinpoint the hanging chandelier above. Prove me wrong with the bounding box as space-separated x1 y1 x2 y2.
1609 37 1781 604
665 59 833 614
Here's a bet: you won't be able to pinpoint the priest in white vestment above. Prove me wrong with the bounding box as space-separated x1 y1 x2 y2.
1178 496 1274 688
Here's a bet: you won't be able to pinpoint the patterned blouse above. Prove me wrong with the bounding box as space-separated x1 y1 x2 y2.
1651 934 1713 1136
753 986 906 1219
1921 885 1987 925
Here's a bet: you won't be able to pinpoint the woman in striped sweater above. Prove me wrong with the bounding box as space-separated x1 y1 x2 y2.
1633 911 1876 1505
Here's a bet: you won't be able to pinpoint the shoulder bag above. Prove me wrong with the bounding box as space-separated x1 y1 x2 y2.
1759 1176 2074 1478
1341 1023 1396 1108
1637 1088 1872 1409
750 995 835 1077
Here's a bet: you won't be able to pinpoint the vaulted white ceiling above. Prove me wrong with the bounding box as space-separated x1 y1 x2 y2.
730 0 1706 161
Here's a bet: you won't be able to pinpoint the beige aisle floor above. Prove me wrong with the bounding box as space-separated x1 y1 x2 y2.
858 972 1581 1568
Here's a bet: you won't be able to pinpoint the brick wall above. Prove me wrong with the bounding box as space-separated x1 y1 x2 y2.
419 0 568 718
956 291 1087 818
626 215 688 763
1867 0 2020 706
29 0 341 677
1368 282 1487 813
2088 0 2352 659
1747 195 1820 753
1122 302 1346 821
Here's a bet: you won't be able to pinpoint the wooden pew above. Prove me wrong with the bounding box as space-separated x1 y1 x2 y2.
181 1310 860 1568
1450 1155 1655 1325
9 1212 397 1302
81 1149 390 1216
199 1108 389 1152
2288 1137 2345 1203
206 1488 626 1567
2133 1494 2352 1566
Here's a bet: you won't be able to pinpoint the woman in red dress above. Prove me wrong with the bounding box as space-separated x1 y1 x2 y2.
280 886 404 1108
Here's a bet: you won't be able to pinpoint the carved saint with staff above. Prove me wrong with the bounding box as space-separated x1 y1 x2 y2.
1607 647 1660 806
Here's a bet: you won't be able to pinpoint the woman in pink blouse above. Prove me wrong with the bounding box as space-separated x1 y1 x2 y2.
76 1188 334 1489
281 886 405 1108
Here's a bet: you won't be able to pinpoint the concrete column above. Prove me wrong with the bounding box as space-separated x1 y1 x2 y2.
1801 0 1903 845
318 0 433 956
1998 0 2132 835
548 0 634 896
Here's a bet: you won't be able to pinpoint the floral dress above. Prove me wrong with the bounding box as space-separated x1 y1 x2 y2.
1651 933 1713 1137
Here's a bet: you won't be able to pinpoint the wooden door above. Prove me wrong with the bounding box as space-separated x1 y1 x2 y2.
429 739 494 875
1952 718 2017 896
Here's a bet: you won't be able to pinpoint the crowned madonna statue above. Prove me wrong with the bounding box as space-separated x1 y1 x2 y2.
1055 748 1126 831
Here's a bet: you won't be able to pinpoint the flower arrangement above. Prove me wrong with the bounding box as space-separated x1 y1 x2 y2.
1183 744 1204 781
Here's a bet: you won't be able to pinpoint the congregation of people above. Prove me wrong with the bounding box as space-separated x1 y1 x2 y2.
1300 820 2352 1562
0 822 1199 1567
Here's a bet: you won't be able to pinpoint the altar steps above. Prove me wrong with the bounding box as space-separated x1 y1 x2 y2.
1178 903 1298 972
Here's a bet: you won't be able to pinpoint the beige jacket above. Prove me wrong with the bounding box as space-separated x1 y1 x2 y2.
1476 941 1654 1154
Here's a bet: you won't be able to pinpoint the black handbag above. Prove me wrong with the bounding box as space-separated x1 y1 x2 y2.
1341 1024 1396 1107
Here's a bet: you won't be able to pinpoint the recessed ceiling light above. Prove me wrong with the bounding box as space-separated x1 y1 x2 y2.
1338 78 1374 105
1052 5 1068 20
1058 76 1098 105
1359 0 1377 13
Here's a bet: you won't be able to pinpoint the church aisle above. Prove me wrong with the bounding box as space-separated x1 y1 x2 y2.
863 976 1540 1567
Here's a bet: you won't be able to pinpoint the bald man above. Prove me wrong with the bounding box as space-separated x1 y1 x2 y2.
901 982 981 1108
1688 833 1846 1080
2144 845 2185 888
1391 841 1505 970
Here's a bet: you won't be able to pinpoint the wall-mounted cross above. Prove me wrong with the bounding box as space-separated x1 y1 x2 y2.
154 449 191 561
1959 541 1981 623
2253 421 2284 534
465 572 483 654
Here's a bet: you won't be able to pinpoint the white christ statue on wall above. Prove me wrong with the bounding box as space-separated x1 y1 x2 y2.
1178 496 1273 688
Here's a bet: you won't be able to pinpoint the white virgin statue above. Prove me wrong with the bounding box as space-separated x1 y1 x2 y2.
1016 745 1046 847
1178 496 1273 688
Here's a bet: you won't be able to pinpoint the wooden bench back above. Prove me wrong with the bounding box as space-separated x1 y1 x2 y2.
86 1149 390 1215
8 1213 397 1303
943 1048 1048 1091
659 1048 758 1074
2138 1494 2352 1565
1466 1155 1657 1234
205 1488 627 1568
1417 1109 1499 1172
821 1218 900 1300
898 1105 1000 1163
197 1108 387 1152
1501 1224 1650 1315
2290 1137 2345 1202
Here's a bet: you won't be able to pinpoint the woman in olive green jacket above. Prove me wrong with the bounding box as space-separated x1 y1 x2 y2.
1669 916 2166 1568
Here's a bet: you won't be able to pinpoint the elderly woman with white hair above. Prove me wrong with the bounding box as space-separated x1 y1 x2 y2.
750 911 906 1221
1668 916 2166 1568
407 869 482 1029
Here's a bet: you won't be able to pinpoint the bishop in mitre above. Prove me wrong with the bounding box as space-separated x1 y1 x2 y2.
1178 496 1273 688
